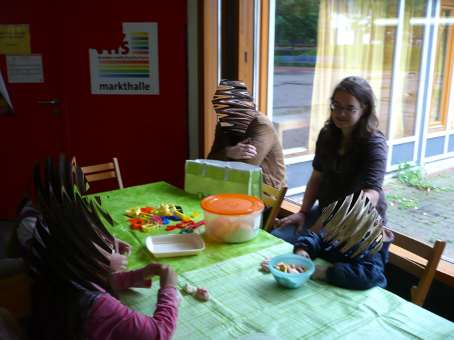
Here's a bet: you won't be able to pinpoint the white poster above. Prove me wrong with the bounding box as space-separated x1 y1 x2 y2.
6 55 44 83
89 22 159 95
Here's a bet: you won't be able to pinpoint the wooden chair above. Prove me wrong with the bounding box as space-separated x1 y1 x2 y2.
386 227 446 306
262 183 287 231
0 260 31 321
81 157 124 189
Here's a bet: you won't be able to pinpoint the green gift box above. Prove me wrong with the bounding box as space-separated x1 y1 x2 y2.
184 159 262 198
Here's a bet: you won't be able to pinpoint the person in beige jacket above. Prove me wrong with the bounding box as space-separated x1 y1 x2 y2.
207 79 286 189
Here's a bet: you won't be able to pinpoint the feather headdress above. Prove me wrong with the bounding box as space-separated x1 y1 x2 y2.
212 79 258 135
30 155 116 292
315 191 384 258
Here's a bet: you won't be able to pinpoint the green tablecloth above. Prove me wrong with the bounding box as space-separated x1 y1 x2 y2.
97 183 454 339
97 182 281 273
121 242 454 339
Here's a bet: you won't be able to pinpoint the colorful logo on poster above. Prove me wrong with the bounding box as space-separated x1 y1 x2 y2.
89 22 159 95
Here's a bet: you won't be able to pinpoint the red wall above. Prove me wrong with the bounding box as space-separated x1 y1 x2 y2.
0 1 189 218
62 1 189 188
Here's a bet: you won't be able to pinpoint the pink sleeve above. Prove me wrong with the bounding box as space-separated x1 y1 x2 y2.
85 287 180 340
110 268 152 291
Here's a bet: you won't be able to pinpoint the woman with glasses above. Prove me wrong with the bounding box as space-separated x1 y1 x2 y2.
272 76 391 290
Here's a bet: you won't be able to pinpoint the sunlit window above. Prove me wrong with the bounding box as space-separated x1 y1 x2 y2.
430 5 454 131
272 0 319 155
272 0 402 156
390 0 427 139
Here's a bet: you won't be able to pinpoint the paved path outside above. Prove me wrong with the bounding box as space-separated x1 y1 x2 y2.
385 168 454 260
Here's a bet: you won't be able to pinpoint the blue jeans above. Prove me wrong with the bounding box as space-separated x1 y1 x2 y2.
270 205 322 244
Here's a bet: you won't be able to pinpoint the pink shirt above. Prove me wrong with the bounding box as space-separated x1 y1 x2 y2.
85 269 179 340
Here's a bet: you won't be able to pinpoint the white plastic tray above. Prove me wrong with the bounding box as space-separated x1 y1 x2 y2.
145 234 205 258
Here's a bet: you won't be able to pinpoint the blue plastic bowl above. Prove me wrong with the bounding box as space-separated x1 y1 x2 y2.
269 253 315 289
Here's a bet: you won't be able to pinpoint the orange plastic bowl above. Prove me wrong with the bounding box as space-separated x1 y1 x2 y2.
201 194 264 243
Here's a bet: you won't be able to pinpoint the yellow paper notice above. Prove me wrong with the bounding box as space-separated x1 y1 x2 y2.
0 24 31 55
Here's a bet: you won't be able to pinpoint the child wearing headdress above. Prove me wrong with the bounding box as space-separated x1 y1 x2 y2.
26 156 180 340
208 79 286 189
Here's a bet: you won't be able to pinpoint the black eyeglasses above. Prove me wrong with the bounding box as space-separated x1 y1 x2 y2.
330 103 361 115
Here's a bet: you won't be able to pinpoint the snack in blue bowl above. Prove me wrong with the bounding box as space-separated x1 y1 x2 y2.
269 253 315 289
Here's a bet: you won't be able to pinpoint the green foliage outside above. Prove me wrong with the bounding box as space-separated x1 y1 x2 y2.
386 162 438 210
396 162 439 192
386 163 454 210
274 0 426 72
274 62 315 67
275 0 319 47
274 48 317 56
386 194 419 210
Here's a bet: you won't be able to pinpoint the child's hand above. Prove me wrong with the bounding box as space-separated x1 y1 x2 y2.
93 242 128 272
110 253 128 272
114 238 132 255
226 139 257 160
309 219 324 234
275 212 306 232
294 249 310 259
312 265 328 281
144 263 178 289
159 265 178 289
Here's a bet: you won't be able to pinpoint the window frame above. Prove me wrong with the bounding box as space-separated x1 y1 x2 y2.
201 0 221 157
200 0 454 286
428 3 454 131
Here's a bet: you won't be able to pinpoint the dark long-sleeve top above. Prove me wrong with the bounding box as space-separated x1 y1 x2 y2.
207 114 287 189
313 129 388 223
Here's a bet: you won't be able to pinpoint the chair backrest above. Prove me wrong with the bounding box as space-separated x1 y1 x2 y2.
81 157 124 189
0 258 31 321
0 272 31 320
386 227 446 306
262 183 287 231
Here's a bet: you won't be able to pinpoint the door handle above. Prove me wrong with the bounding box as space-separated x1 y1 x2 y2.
37 99 61 105
37 98 61 115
